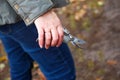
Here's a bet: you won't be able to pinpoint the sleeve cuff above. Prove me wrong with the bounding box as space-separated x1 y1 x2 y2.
52 0 70 8
7 0 54 25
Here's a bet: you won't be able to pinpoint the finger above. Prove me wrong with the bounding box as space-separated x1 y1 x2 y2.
38 28 44 48
51 28 59 47
45 32 51 49
56 26 64 47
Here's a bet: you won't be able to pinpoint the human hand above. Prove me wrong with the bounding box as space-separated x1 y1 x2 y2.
34 10 64 49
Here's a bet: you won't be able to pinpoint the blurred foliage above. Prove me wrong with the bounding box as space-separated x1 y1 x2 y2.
58 0 104 31
58 0 120 80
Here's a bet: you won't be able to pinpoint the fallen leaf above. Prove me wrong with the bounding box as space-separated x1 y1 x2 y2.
0 63 5 71
0 56 7 62
107 60 117 65
96 77 102 80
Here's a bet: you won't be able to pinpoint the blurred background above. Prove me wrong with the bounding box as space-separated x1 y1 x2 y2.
0 0 120 80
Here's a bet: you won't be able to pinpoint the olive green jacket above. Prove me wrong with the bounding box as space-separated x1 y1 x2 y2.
0 0 69 26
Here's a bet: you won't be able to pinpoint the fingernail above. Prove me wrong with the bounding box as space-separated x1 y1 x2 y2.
40 45 43 48
46 47 49 49
56 45 59 47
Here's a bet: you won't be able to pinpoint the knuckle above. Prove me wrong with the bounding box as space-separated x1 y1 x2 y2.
58 32 63 38
45 43 49 45
45 29 50 32
60 33 64 37
39 40 43 43
53 37 58 42
39 33 44 37
46 43 50 46
46 36 51 40
51 42 56 46
46 38 51 41
38 38 43 41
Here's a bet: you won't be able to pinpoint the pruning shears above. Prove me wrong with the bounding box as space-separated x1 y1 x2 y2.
63 27 86 49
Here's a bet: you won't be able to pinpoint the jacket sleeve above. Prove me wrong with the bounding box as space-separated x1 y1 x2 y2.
52 0 69 8
6 0 69 26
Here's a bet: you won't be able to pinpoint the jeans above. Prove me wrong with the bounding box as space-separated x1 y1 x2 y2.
0 21 76 80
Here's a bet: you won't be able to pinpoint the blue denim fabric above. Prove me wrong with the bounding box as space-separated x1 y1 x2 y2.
0 21 76 80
